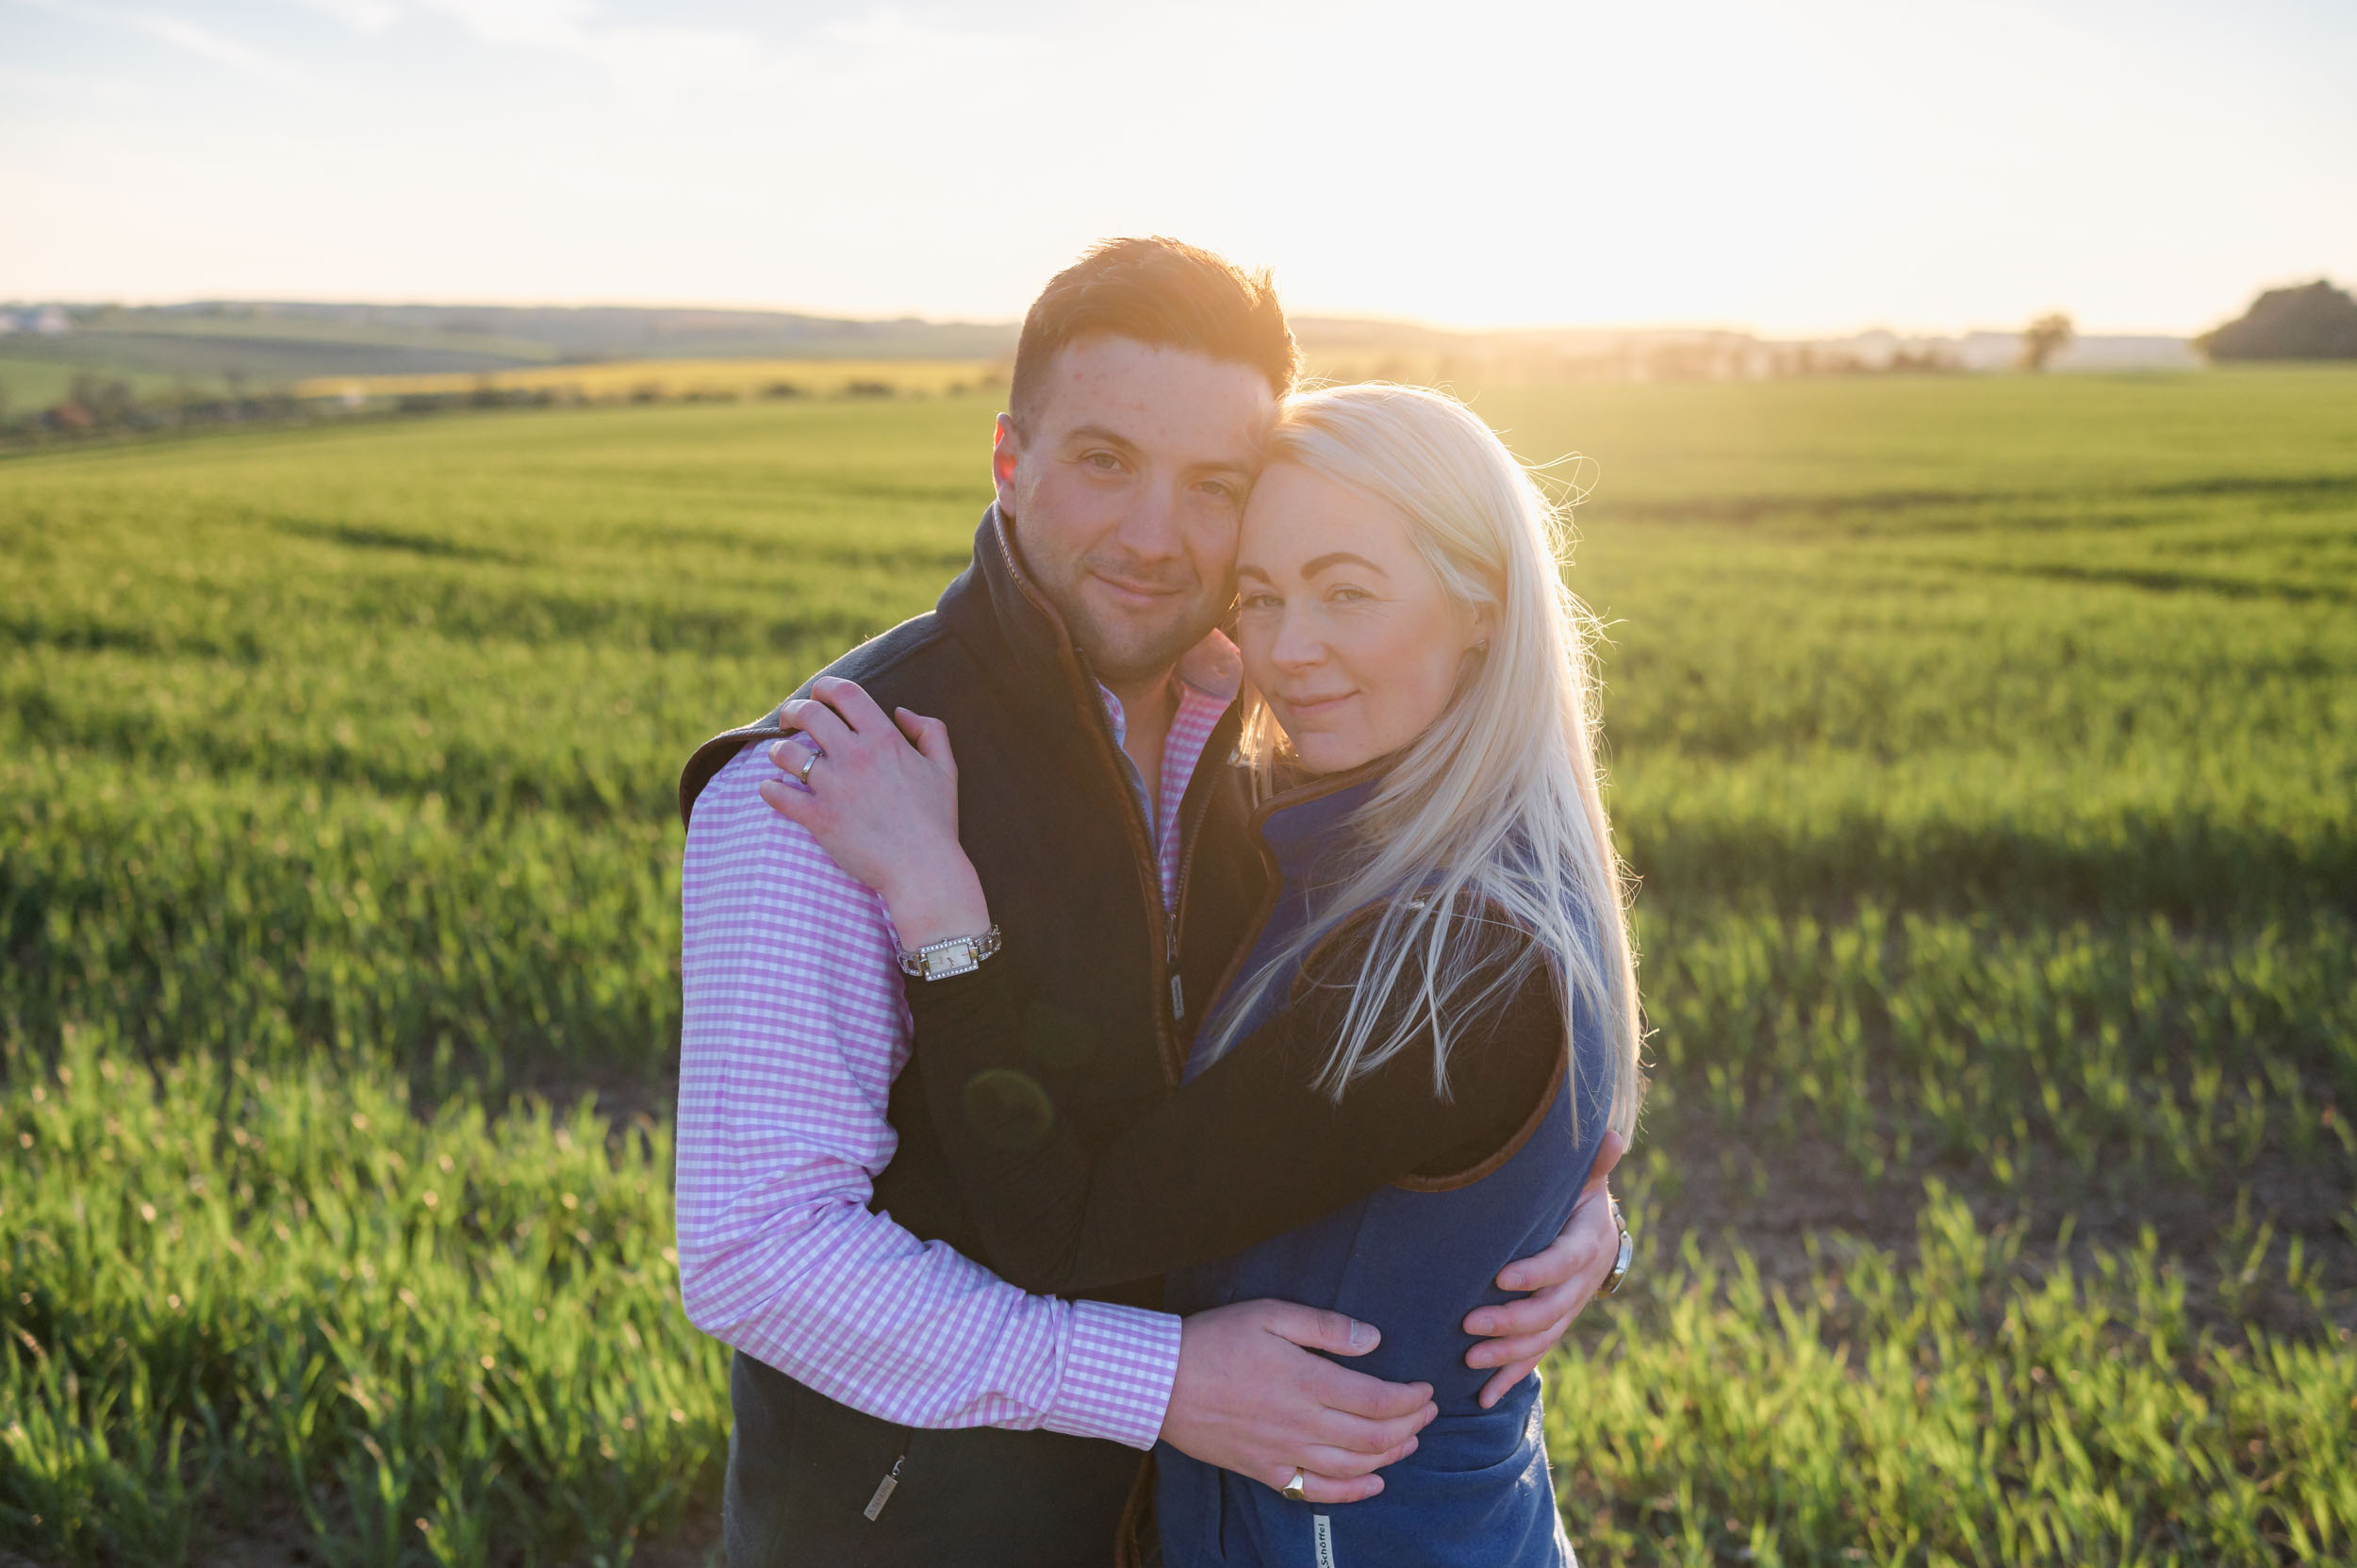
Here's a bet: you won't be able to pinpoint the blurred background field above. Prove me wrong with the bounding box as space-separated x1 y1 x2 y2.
4 369 2354 1565
289 359 998 407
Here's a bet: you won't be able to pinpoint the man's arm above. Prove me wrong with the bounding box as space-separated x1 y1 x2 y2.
1462 1130 1628 1408
675 741 1177 1446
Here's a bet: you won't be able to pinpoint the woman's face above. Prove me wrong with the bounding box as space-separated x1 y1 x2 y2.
1234 461 1486 776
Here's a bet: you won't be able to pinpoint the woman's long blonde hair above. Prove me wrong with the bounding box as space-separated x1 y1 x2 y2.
1205 382 1642 1140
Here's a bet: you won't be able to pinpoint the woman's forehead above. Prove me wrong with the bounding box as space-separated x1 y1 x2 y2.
1240 464 1415 575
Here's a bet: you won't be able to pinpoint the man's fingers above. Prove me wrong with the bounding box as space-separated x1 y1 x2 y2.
1308 1400 1435 1460
1256 1300 1379 1358
1290 1470 1385 1505
1466 1316 1573 1369
1306 1359 1434 1423
1476 1357 1544 1411
1586 1129 1629 1188
778 697 854 755
1492 1225 1591 1297
1467 1279 1582 1344
812 675 894 735
1292 1433 1418 1484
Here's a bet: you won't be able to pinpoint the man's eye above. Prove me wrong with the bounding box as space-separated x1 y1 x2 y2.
1084 452 1123 472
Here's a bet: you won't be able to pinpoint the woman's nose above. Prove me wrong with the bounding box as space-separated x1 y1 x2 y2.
1268 611 1323 669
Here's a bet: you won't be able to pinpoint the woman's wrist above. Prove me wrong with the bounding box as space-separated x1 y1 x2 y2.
882 864 992 951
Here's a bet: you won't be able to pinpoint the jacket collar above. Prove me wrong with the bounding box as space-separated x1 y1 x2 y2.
933 503 1099 720
937 500 1244 728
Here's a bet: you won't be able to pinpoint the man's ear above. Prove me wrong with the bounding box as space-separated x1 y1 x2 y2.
992 413 1023 514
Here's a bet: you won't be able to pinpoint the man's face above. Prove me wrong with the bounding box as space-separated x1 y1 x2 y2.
995 337 1274 686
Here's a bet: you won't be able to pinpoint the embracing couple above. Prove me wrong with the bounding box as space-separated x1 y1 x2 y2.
675 238 1643 1567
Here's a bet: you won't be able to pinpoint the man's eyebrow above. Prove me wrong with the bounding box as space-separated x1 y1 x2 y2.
1302 552 1388 578
1062 423 1143 454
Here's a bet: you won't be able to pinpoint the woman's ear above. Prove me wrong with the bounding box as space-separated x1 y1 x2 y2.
1468 602 1497 653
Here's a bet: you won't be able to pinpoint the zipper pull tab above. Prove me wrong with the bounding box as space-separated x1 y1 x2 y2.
864 1454 905 1522
1167 924 1184 1018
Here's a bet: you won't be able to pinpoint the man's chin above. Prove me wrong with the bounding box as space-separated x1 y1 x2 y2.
1062 600 1218 685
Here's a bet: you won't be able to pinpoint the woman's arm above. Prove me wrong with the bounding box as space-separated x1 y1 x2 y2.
750 677 1567 1296
913 929 1564 1296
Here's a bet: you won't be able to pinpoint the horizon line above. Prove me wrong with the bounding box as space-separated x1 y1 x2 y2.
2 293 2259 343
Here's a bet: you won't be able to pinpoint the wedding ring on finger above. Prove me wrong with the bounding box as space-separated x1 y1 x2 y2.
796 747 822 784
1281 1470 1307 1502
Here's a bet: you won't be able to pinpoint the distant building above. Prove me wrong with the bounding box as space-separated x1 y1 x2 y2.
1 305 72 335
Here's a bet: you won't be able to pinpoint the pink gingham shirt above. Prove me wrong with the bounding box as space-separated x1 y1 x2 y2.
675 637 1237 1450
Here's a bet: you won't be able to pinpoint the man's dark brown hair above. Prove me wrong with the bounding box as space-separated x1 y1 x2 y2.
1009 237 1299 430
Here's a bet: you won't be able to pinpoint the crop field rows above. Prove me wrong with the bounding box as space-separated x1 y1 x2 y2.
4 371 2354 1564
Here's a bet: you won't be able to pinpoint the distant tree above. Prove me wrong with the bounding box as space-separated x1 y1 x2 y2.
63 372 138 430
2019 314 2074 371
2197 279 2357 361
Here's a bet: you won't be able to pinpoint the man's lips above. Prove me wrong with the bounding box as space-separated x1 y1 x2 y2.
1088 571 1185 605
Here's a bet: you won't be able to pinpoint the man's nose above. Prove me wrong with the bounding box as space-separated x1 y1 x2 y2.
1113 480 1183 563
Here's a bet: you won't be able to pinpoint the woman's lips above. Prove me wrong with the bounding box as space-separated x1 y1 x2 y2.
1277 690 1355 718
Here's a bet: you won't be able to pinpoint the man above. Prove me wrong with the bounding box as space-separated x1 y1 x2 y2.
676 238 1629 1566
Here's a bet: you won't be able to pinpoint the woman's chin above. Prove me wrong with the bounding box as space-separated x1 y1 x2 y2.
1286 731 1377 778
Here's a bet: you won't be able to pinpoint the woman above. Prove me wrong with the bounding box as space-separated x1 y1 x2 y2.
761 383 1642 1566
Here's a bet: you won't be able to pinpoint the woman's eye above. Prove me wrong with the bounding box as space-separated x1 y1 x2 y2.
1328 586 1370 604
1240 592 1278 612
1084 452 1123 472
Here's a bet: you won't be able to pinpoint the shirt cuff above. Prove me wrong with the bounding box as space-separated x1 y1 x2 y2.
1039 1299 1182 1451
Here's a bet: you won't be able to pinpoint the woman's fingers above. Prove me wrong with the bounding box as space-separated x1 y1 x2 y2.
755 776 818 824
894 708 956 773
766 735 822 784
811 675 895 734
778 696 855 755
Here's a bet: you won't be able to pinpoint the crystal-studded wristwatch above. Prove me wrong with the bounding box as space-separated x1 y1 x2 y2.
896 925 1003 982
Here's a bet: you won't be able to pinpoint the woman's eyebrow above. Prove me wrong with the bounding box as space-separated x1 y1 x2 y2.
1302 551 1387 578
1236 563 1272 583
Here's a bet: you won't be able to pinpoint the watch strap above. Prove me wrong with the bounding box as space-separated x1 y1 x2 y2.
897 925 1003 982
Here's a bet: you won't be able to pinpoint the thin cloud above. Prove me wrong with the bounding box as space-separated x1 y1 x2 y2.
128 9 287 76
285 0 404 33
398 0 1022 101
10 0 298 84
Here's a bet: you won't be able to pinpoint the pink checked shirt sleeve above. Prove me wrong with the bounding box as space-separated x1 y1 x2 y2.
674 740 1181 1449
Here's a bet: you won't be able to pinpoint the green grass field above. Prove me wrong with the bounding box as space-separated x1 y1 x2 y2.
4 371 2353 1565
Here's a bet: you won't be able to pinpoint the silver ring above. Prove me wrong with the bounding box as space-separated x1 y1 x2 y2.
796 748 822 784
1281 1470 1307 1502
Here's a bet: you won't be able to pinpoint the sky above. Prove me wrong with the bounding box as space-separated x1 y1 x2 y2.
3 0 2353 336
